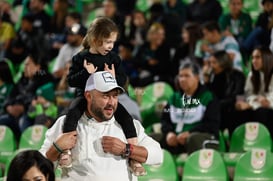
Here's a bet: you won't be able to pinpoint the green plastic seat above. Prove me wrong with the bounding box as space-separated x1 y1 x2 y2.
139 149 179 181
223 122 272 167
0 126 17 165
182 149 229 181
229 122 272 152
3 148 31 177
140 82 174 128
234 148 273 181
18 125 48 150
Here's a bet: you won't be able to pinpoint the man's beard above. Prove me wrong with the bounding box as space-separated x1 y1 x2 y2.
90 99 116 121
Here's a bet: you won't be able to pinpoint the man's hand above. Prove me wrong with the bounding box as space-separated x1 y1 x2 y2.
235 101 251 110
177 131 190 145
84 59 97 74
166 132 178 147
6 104 24 118
101 136 125 156
55 131 77 150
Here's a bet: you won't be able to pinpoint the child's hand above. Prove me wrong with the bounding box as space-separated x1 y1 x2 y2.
104 63 115 78
84 59 97 74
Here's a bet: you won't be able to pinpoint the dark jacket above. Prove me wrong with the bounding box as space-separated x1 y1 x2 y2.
161 83 221 138
4 70 54 111
67 49 127 96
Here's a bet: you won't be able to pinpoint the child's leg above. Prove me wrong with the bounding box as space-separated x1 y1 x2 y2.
63 96 86 133
115 102 146 176
59 96 86 168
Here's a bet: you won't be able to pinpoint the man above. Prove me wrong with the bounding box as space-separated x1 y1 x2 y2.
40 71 163 180
52 23 86 79
197 21 243 71
160 62 221 154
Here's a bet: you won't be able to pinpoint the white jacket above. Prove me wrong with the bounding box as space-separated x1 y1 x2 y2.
40 113 163 181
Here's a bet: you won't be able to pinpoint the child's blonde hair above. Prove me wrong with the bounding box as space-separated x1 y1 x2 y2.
82 16 119 49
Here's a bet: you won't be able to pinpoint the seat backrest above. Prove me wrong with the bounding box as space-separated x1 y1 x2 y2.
229 122 272 152
234 148 273 181
182 149 229 181
0 126 17 164
140 82 174 128
19 125 47 150
138 149 178 181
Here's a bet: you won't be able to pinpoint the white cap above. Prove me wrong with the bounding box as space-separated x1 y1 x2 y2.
85 71 125 93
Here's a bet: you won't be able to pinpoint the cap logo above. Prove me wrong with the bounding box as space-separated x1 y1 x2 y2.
102 72 116 83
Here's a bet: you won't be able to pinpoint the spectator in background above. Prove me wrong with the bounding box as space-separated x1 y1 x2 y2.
118 41 139 86
242 0 273 57
65 11 83 28
134 22 172 87
0 15 16 59
127 10 148 55
218 0 252 63
197 21 243 71
0 60 14 115
52 23 86 80
27 83 58 128
234 46 273 137
172 22 203 77
102 0 126 48
24 0 51 34
160 61 220 154
17 13 50 63
204 50 245 133
186 0 222 24
0 0 19 25
0 52 54 140
115 0 137 16
49 11 84 60
7 150 55 181
163 0 187 47
48 0 69 58
148 2 183 48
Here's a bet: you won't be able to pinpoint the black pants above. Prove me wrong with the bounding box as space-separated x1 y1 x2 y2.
62 96 137 139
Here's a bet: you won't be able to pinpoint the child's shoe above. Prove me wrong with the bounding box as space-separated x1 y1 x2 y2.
58 150 72 168
129 159 147 176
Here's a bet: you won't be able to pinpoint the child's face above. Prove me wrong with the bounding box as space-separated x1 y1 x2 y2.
94 32 117 55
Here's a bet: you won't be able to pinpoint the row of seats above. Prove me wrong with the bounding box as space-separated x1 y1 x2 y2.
0 125 48 178
0 122 272 180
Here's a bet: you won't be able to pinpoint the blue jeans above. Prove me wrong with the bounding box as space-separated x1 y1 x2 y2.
0 113 33 140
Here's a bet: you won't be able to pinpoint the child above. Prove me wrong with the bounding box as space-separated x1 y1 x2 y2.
61 17 146 176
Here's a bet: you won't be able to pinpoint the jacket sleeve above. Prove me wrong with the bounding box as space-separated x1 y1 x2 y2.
161 104 175 134
67 52 90 90
189 96 221 138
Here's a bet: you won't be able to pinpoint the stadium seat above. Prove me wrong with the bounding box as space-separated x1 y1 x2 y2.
3 148 31 177
223 122 272 167
234 148 273 181
140 82 174 128
18 125 48 150
229 122 272 152
0 126 17 165
182 149 229 181
139 149 179 181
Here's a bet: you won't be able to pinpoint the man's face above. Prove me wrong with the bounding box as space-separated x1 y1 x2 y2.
178 68 199 93
202 28 216 43
86 89 119 122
